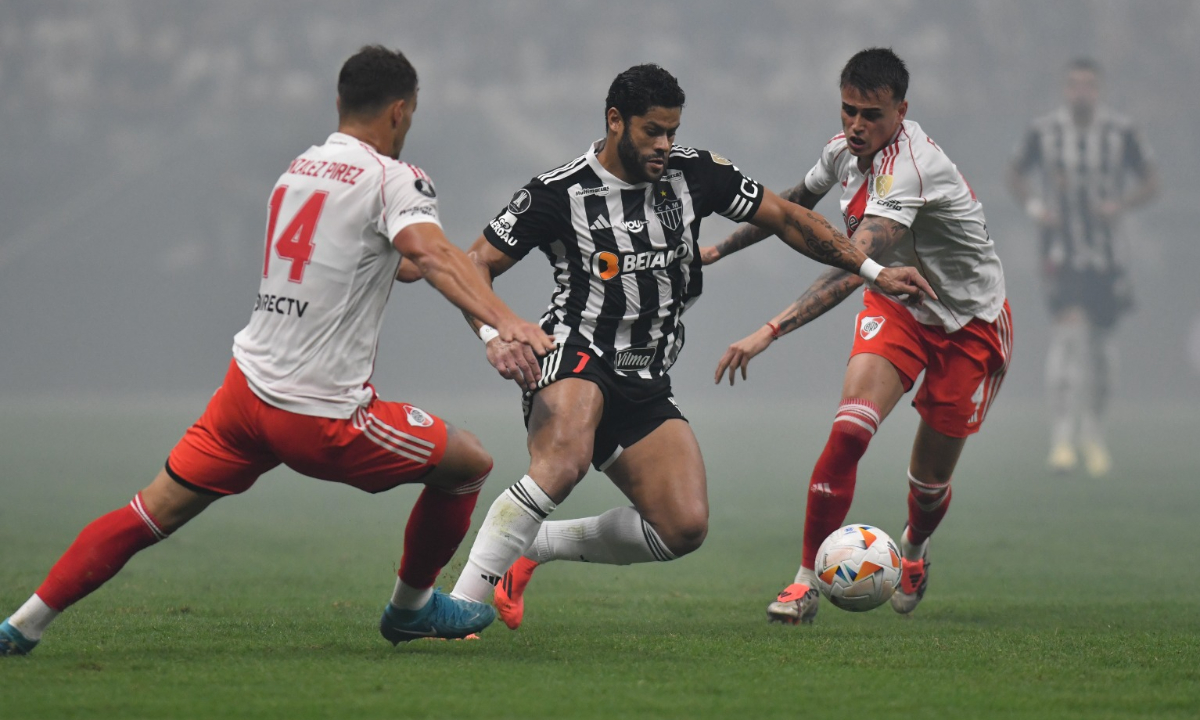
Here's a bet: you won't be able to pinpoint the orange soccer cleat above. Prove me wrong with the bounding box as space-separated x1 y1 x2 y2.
891 526 930 615
493 557 539 630
766 583 819 625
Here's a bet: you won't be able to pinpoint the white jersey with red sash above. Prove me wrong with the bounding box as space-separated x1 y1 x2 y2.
804 119 1005 332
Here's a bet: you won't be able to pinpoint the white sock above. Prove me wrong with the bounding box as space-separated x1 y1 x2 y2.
793 566 819 587
1047 319 1086 447
525 506 675 565
451 475 556 603
390 579 433 611
901 525 930 562
9 594 59 641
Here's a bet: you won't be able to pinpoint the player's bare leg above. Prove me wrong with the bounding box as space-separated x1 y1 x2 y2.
451 379 602 609
770 353 906 625
379 425 499 643
495 419 707 629
891 420 967 615
2 470 219 655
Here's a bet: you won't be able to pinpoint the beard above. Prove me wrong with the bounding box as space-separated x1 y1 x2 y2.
616 126 665 183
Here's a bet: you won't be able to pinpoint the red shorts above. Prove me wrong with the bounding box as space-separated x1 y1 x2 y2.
166 360 448 495
850 291 1014 438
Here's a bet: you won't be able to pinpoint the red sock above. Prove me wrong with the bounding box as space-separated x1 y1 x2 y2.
802 400 880 570
36 493 167 611
906 472 952 546
398 466 489 589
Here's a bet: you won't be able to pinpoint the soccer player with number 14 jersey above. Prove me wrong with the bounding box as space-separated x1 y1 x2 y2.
0 45 554 655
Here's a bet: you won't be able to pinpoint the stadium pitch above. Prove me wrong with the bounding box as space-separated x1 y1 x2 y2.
1 398 1197 718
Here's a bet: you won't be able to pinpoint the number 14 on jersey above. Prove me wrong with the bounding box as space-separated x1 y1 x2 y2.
263 186 328 283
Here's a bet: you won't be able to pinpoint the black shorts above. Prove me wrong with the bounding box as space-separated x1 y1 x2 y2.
522 343 686 471
1045 267 1132 328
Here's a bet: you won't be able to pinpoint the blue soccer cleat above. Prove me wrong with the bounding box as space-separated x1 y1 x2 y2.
379 590 495 644
0 618 38 656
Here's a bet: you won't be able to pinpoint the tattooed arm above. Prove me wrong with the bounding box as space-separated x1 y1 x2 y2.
700 182 826 264
714 215 913 386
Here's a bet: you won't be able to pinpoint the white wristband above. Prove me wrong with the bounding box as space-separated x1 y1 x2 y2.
478 324 500 344
858 258 884 283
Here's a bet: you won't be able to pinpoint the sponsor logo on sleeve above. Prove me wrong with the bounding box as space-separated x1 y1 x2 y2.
414 178 437 198
397 205 438 218
404 405 435 428
859 315 886 340
489 210 519 245
873 175 893 198
508 188 532 214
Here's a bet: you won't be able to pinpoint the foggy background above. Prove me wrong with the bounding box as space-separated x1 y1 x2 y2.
2 0 1197 420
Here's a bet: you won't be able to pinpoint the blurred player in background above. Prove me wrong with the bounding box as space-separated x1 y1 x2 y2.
445 63 933 630
1007 57 1157 476
0 45 554 656
702 48 1011 625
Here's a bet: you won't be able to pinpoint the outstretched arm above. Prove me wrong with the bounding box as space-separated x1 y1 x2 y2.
458 236 547 392
714 215 911 385
746 188 934 299
391 223 553 360
700 182 826 265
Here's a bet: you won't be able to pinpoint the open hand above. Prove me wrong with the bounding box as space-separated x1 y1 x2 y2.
486 337 546 392
873 266 938 303
714 325 775 386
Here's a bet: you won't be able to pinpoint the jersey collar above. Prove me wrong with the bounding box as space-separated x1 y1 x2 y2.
587 140 650 189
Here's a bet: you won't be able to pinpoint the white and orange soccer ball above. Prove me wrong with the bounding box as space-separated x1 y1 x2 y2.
814 524 902 612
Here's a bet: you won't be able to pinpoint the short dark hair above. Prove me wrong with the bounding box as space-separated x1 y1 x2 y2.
337 45 418 118
605 64 686 126
1066 56 1102 76
840 47 909 102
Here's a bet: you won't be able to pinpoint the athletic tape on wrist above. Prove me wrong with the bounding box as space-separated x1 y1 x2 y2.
858 258 884 283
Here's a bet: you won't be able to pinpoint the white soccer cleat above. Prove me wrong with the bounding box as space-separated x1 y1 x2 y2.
1081 441 1112 477
1047 442 1077 474
767 583 819 625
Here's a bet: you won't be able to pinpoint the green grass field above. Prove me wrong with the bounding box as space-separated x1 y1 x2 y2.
1 398 1198 719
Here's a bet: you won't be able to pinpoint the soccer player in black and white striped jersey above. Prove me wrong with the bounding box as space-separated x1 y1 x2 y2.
445 64 934 629
1007 58 1157 476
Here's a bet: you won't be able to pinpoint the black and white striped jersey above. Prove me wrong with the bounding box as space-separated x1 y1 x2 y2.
1012 106 1153 275
483 141 764 379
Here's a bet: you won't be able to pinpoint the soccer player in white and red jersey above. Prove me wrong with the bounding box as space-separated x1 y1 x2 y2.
701 48 1012 624
0 45 554 656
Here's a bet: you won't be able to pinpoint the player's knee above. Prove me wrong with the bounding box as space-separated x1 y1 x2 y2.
658 514 708 558
435 428 493 492
532 432 594 489
457 430 494 479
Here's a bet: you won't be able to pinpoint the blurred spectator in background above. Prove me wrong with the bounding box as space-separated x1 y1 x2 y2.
1007 57 1158 476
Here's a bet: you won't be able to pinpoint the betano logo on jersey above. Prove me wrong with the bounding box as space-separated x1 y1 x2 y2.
590 243 693 281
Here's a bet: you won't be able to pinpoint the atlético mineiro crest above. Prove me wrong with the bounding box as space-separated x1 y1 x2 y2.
859 315 885 340
654 186 683 231
404 405 434 428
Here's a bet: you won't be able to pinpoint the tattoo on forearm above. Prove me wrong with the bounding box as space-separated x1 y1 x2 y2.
776 268 863 334
715 223 773 258
772 216 907 336
714 182 813 258
783 211 856 271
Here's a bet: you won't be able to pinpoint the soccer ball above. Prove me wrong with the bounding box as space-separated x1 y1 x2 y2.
814 524 902 612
